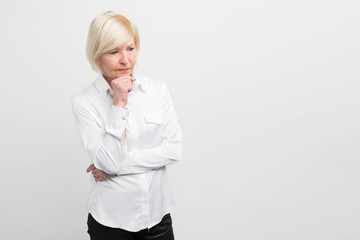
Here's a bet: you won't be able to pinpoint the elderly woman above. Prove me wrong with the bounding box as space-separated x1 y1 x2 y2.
71 11 182 240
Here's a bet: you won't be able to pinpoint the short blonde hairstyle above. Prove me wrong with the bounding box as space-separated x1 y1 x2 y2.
86 11 140 72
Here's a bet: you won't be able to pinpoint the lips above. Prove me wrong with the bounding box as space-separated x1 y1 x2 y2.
117 68 130 72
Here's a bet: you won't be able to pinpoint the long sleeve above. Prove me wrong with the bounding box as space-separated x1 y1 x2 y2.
117 82 183 175
72 73 180 232
72 81 182 176
71 96 130 174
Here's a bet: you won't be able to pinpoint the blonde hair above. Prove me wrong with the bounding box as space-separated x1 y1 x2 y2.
86 11 140 72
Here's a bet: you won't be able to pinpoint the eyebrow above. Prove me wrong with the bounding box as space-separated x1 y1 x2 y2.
112 43 135 50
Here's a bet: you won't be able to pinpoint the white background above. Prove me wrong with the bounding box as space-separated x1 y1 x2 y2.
1 0 359 239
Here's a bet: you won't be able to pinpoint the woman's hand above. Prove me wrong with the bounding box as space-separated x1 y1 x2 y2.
86 164 115 181
111 76 136 108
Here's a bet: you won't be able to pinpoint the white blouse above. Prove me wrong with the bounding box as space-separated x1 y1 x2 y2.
71 70 182 231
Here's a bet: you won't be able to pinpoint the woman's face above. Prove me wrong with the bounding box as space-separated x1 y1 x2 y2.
99 37 137 81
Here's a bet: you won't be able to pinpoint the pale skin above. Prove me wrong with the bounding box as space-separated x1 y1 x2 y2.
87 37 137 181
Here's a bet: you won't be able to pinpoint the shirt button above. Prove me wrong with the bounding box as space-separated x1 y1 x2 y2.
122 116 127 120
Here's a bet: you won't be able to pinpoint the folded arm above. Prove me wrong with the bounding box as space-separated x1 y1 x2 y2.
71 82 182 176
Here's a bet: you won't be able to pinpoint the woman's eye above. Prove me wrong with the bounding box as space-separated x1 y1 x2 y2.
128 47 134 51
110 51 118 54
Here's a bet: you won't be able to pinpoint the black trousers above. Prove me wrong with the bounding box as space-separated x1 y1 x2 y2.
87 213 175 240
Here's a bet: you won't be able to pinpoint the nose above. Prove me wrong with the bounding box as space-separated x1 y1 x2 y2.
119 50 129 65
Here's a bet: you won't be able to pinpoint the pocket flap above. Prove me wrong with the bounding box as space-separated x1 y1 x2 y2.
143 110 164 124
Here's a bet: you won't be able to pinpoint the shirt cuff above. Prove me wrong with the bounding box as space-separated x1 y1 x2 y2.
105 105 129 141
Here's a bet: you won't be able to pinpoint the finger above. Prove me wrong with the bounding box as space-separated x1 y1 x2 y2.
86 164 95 173
113 83 132 92
113 76 136 82
128 82 133 92
94 173 104 179
96 175 104 181
122 76 135 81
94 172 104 178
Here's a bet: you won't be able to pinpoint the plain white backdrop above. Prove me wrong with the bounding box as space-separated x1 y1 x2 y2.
1 0 359 239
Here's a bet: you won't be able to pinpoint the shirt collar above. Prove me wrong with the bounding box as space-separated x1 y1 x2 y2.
94 67 146 100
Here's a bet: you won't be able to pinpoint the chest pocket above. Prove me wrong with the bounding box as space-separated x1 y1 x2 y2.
143 110 164 125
